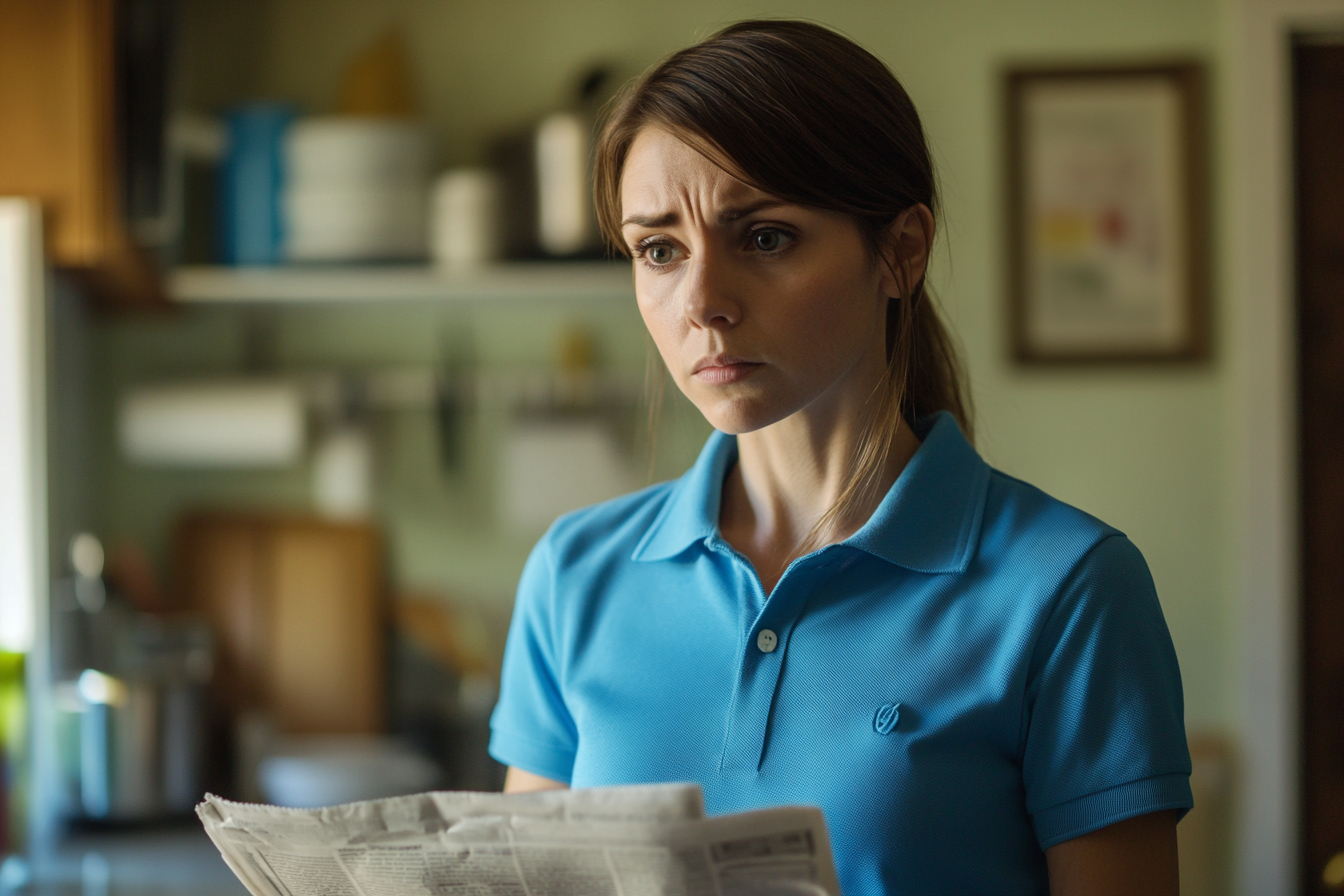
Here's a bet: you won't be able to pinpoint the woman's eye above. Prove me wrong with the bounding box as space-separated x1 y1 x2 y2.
750 229 792 253
647 244 676 265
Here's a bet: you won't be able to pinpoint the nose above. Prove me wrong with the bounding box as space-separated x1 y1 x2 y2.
681 250 742 330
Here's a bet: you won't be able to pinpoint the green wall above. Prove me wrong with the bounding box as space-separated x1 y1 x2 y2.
104 0 1228 730
95 297 710 600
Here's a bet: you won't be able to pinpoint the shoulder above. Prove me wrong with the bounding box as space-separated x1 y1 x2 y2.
980 468 1126 565
511 480 683 650
516 429 729 609
530 479 679 572
969 468 1156 613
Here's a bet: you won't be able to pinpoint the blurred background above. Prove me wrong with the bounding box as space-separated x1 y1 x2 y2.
0 0 1339 894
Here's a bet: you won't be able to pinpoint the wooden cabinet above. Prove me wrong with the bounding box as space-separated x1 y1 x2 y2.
174 513 386 734
0 0 164 309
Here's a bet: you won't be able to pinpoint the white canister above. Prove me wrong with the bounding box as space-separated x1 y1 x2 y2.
430 168 502 268
535 112 594 256
311 426 374 520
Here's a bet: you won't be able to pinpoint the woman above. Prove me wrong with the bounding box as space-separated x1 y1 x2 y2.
489 20 1190 896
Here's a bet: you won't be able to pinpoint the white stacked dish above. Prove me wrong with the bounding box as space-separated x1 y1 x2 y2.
284 118 431 262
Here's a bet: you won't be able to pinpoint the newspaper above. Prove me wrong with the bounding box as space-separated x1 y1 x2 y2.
198 784 838 896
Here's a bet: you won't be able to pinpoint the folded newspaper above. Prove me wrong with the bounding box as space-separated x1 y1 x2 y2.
197 783 840 896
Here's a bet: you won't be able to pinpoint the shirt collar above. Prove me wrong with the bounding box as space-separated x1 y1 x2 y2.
631 411 990 574
631 428 737 562
844 411 991 574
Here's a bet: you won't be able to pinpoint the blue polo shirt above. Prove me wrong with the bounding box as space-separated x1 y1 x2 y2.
489 412 1192 895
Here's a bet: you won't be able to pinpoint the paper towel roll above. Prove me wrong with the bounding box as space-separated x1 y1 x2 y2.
119 382 305 467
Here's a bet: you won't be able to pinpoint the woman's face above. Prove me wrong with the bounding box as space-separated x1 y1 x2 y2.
620 127 904 436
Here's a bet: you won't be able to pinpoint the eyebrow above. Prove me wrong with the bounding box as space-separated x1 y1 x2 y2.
620 198 789 229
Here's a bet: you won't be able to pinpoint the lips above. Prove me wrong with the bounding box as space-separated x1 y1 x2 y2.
692 355 763 385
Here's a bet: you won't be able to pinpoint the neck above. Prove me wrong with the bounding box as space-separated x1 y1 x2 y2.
719 389 921 593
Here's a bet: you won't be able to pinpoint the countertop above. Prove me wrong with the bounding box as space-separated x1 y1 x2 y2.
18 820 247 895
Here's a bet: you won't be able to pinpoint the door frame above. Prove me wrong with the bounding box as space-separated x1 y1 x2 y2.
1223 2 1344 894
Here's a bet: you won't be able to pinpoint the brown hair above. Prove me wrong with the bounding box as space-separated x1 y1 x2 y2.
594 20 972 544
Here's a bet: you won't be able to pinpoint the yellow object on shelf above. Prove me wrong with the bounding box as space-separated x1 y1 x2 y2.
337 30 418 118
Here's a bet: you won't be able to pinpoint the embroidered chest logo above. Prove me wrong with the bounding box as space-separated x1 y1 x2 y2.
873 702 901 735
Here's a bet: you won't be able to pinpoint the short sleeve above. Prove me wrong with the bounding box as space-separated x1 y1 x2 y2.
488 535 579 783
1022 534 1193 850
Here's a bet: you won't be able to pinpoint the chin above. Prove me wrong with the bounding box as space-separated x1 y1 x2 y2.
692 394 792 436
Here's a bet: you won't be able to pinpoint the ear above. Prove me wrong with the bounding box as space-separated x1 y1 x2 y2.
877 203 935 299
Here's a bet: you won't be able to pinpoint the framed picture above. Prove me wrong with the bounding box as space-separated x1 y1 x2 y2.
1005 62 1208 364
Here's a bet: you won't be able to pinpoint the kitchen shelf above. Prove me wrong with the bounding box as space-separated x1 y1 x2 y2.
169 261 635 304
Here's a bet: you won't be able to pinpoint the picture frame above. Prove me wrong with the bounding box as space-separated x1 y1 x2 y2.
1005 62 1208 364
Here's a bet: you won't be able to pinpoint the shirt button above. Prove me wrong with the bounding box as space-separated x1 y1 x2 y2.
756 629 778 653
